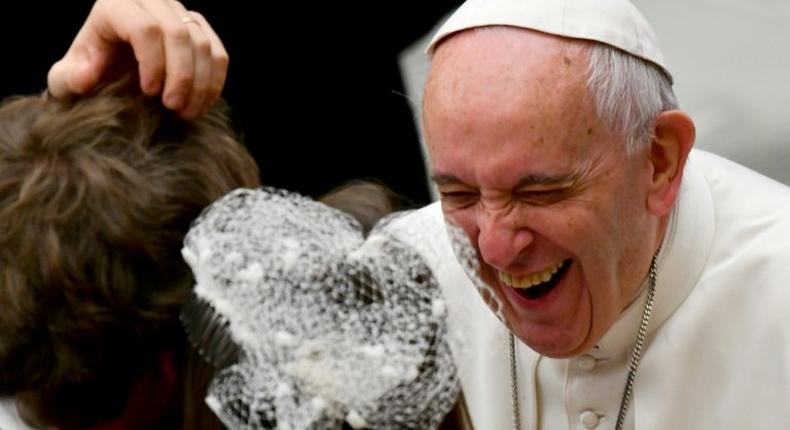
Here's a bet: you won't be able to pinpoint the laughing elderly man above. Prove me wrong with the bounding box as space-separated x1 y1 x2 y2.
44 0 790 428
414 0 790 428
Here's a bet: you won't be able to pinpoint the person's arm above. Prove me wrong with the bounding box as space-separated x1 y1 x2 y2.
47 0 226 118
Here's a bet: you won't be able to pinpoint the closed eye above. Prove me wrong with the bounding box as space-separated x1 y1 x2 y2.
439 191 479 208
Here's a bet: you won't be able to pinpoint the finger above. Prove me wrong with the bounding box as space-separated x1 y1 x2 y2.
186 11 229 116
138 0 195 110
167 4 212 118
47 53 105 98
48 0 163 97
180 21 212 118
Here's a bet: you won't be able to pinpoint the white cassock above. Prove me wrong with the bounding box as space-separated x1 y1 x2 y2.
388 149 790 430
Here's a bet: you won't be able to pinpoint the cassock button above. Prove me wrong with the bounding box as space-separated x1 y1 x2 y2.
577 355 596 371
580 410 600 428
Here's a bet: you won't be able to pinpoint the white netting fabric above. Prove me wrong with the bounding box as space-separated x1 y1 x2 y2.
442 220 505 321
181 188 460 430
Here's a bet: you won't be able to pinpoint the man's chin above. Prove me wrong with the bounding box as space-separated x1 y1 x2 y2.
509 323 591 358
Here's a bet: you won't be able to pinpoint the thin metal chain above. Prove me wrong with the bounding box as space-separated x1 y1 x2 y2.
614 249 659 430
509 248 660 430
510 332 522 430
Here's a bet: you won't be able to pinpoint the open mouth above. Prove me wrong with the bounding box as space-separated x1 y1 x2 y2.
498 259 572 300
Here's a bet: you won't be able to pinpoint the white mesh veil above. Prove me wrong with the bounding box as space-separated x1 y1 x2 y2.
443 221 506 322
181 188 460 429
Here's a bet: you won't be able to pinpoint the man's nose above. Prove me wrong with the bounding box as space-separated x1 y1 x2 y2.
476 208 534 271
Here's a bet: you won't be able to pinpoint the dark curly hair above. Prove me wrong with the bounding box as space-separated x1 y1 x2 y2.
0 81 259 429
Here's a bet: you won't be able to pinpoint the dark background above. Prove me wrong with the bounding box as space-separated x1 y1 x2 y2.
2 1 460 205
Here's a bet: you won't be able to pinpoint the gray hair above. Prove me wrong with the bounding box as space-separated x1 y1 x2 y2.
582 42 678 153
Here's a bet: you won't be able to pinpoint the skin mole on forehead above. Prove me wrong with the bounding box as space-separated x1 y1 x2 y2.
563 56 572 66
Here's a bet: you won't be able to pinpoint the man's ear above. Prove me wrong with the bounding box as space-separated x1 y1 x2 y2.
646 110 695 216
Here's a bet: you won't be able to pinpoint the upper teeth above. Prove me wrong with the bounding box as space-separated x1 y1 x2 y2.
498 260 565 289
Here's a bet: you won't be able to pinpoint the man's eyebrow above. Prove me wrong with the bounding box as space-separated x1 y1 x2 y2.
430 174 466 186
431 172 579 187
515 172 577 187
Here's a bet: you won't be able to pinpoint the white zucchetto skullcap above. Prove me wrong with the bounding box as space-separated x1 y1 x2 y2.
428 0 672 82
